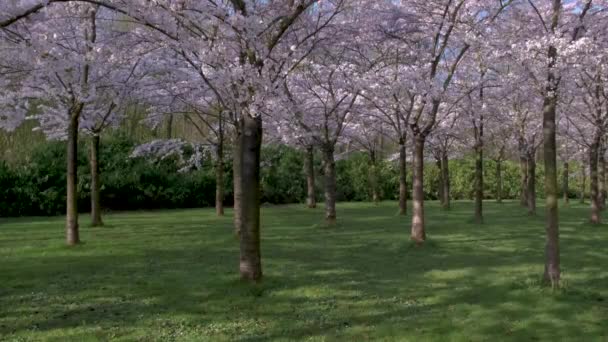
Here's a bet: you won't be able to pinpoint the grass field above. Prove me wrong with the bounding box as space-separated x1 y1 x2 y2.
1 201 607 341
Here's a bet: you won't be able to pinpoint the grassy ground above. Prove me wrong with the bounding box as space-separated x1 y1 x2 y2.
0 201 607 341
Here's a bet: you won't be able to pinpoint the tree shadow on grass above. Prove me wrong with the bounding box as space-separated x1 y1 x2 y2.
1 202 607 340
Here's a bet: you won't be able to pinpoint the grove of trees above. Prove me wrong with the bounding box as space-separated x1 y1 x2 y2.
2 0 608 287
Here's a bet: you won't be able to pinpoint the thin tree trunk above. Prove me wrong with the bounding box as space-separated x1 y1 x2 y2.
496 160 503 203
474 145 483 223
370 152 380 205
305 145 316 209
323 145 337 225
166 113 173 139
66 112 80 245
519 155 528 207
90 134 103 227
398 139 407 215
589 141 601 224
562 162 569 205
215 141 225 216
527 155 536 216
599 142 606 209
441 153 450 210
580 161 586 204
411 136 426 243
238 114 262 282
233 129 242 237
436 157 444 207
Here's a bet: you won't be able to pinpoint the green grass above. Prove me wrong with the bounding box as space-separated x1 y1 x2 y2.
1 201 607 341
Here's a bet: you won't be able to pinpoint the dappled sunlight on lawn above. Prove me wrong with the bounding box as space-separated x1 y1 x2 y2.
1 201 607 341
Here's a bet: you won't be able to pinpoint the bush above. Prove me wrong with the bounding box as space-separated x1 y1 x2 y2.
0 137 588 217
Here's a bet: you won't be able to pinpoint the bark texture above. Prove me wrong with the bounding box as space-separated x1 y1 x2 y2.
233 130 242 237
238 114 263 282
542 13 561 286
90 134 103 227
562 162 569 205
527 156 536 216
369 152 380 205
436 157 444 207
474 145 483 223
441 154 450 210
66 110 81 245
580 161 586 204
305 145 316 209
411 136 426 243
215 142 225 216
519 155 528 207
398 141 407 215
599 142 606 209
323 145 337 226
589 141 601 224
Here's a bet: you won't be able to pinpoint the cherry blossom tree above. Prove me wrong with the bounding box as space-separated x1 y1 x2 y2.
1 3 145 241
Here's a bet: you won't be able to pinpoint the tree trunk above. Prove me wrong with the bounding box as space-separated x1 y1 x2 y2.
519 155 528 207
599 143 606 209
370 153 380 205
436 157 444 207
166 113 173 139
215 142 225 216
496 160 503 204
542 35 561 287
66 113 80 245
589 141 601 224
580 161 586 204
562 162 569 205
238 114 263 282
90 134 103 227
305 145 316 209
441 153 450 210
398 140 407 215
323 145 337 225
411 136 426 244
527 155 536 216
474 146 483 223
233 129 242 237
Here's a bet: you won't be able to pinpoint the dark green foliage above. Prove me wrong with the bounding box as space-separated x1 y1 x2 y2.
0 139 588 217
260 145 307 204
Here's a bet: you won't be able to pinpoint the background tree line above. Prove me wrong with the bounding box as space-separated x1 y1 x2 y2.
0 129 591 217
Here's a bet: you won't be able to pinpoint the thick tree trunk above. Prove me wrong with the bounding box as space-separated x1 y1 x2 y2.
323 145 337 225
496 160 503 203
562 162 569 205
441 154 450 210
589 141 601 224
215 142 225 216
411 136 426 243
238 114 263 282
519 155 528 207
305 145 316 209
527 155 536 216
233 130 242 237
89 134 103 227
66 113 80 245
474 146 483 223
398 140 407 215
542 38 560 287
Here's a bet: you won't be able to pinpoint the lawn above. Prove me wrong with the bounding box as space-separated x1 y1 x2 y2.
1 201 607 341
